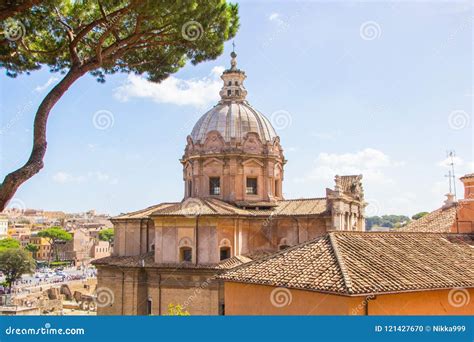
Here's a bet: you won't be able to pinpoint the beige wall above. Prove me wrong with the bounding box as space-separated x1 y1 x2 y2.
224 282 474 315
151 216 331 264
96 266 221 316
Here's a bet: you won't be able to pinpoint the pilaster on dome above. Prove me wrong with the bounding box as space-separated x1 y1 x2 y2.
219 51 248 103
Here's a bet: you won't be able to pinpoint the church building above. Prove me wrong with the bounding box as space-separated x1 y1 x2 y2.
93 52 366 315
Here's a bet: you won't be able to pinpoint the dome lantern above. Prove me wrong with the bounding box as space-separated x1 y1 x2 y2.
219 52 248 102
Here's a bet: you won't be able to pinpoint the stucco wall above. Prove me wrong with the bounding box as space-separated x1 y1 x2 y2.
224 282 360 315
224 282 474 315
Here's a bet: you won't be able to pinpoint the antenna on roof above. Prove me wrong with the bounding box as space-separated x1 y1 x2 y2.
445 150 457 199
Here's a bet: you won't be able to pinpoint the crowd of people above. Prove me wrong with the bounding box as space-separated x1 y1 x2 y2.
0 267 97 295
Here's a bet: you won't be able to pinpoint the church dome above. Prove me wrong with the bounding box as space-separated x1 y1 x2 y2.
190 102 277 144
189 51 278 145
182 51 285 204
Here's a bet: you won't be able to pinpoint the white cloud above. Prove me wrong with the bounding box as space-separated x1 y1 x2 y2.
436 155 473 176
35 76 59 92
113 66 225 108
53 171 118 185
53 172 85 183
268 12 289 28
269 13 280 21
296 148 401 185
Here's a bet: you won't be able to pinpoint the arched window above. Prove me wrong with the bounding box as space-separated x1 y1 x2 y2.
178 237 193 262
278 238 290 251
219 238 232 260
228 81 232 86
220 246 231 261
234 81 238 86
180 247 192 262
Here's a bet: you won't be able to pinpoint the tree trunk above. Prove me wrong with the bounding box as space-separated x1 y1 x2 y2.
0 67 87 211
0 0 41 21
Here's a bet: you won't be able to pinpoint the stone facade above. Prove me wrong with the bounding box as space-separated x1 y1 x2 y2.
94 52 366 315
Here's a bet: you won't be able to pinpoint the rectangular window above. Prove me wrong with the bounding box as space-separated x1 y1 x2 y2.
181 247 192 262
246 177 258 195
209 177 220 195
274 180 279 197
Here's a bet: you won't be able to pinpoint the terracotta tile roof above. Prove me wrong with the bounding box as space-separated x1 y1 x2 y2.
147 198 328 217
93 251 257 270
112 197 328 220
460 173 474 180
219 231 474 296
217 255 254 269
400 205 457 233
113 203 177 220
92 252 219 269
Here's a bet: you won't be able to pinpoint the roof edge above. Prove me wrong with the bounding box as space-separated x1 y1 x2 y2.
328 232 353 294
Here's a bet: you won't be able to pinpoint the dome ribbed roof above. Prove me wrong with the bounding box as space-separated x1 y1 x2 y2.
190 102 278 144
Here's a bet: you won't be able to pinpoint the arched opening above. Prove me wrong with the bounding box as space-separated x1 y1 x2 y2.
279 244 290 251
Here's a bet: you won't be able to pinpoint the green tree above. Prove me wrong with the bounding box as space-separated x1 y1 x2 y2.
0 238 21 251
0 248 35 290
37 226 72 261
0 0 239 211
165 303 190 316
24 242 39 255
98 228 114 243
412 212 429 220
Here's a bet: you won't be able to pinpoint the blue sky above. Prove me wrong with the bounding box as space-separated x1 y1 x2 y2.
0 0 472 216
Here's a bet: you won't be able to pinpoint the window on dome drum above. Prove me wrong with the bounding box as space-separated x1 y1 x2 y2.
234 81 238 85
220 247 231 261
227 89 231 96
246 177 258 195
147 299 152 315
187 180 193 197
209 177 220 195
228 81 232 86
235 90 240 96
275 179 279 197
180 247 192 262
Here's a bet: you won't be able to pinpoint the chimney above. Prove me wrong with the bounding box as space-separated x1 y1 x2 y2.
460 173 474 201
442 193 456 208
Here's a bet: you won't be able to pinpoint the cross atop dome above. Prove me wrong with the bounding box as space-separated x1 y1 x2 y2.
219 49 248 102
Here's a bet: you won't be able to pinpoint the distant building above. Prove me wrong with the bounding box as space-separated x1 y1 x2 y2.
29 236 53 261
58 229 111 266
8 224 31 240
91 240 112 260
0 215 8 239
